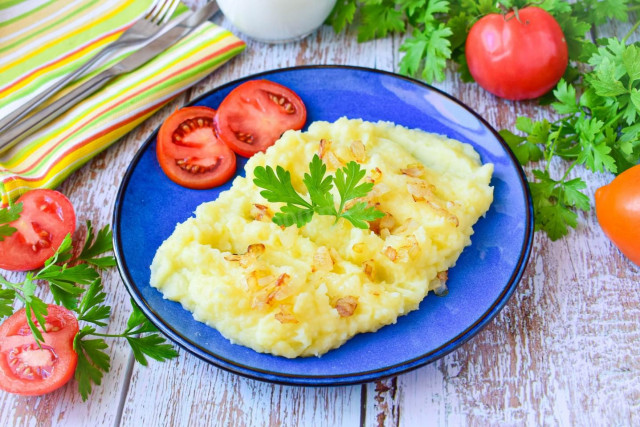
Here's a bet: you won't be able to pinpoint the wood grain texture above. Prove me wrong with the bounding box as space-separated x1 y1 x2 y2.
0 6 639 427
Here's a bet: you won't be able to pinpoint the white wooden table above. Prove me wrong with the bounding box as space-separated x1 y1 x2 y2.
1 10 639 427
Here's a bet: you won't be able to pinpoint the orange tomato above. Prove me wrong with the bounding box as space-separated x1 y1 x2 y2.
595 165 640 266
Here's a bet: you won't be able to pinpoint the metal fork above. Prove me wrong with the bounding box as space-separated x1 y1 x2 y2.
0 0 181 133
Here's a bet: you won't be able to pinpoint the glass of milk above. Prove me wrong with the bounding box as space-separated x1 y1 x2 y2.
217 0 337 43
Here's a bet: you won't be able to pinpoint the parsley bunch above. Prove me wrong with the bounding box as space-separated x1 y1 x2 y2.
328 0 636 84
502 39 640 239
253 154 385 229
329 0 639 240
0 208 178 401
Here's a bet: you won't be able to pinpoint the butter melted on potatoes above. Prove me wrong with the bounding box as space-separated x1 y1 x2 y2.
150 118 494 358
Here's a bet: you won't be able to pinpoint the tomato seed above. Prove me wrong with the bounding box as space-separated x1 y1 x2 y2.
171 117 213 145
175 157 219 174
235 131 254 144
267 91 296 114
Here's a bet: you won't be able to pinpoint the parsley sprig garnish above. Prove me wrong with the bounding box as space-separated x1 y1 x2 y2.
73 279 177 400
253 154 385 229
502 38 640 239
0 216 178 401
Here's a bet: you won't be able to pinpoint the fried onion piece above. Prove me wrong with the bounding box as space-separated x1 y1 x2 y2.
251 204 272 221
362 259 376 280
383 246 398 262
225 243 266 267
400 163 425 178
252 273 291 309
335 296 358 317
275 305 298 324
350 140 367 163
312 246 334 272
407 180 459 227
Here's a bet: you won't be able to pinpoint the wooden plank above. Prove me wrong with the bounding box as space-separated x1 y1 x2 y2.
120 355 362 427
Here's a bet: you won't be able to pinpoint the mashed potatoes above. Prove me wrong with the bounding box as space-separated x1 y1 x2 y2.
150 118 493 358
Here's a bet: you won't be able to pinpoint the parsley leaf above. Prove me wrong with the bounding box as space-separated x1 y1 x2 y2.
21 275 48 344
530 170 590 240
399 24 453 83
254 164 314 227
0 289 15 318
74 326 111 401
254 155 384 229
328 0 357 33
563 177 591 211
358 1 405 42
37 263 98 310
334 161 373 212
123 302 178 366
302 154 336 213
0 202 22 242
76 278 111 327
126 334 178 366
551 80 581 115
499 129 542 165
78 221 116 268
575 117 617 173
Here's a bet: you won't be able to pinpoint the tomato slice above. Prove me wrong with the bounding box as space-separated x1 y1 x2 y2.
157 106 237 189
0 189 76 271
0 305 78 396
214 80 307 157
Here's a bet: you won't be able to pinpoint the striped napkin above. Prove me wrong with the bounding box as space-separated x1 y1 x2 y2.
0 0 245 206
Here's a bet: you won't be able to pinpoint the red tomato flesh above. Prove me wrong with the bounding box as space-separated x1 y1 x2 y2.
157 106 237 189
214 80 307 157
0 305 78 396
465 6 568 100
0 189 76 271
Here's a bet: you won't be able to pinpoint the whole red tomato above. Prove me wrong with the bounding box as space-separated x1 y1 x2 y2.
595 165 640 266
465 7 568 100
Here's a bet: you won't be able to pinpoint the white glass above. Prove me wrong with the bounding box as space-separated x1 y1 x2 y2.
217 0 337 43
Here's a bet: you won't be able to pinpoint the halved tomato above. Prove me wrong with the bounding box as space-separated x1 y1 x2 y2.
0 305 79 396
157 106 237 189
0 189 76 271
214 80 307 157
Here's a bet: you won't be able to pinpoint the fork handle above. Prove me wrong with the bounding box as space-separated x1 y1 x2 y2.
0 36 149 134
0 52 112 134
0 69 114 153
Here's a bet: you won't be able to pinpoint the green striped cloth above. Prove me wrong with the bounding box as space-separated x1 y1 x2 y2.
0 0 245 205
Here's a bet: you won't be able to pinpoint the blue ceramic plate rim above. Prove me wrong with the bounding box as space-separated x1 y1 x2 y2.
113 65 534 385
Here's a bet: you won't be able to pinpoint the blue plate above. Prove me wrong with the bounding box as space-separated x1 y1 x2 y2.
113 66 533 385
